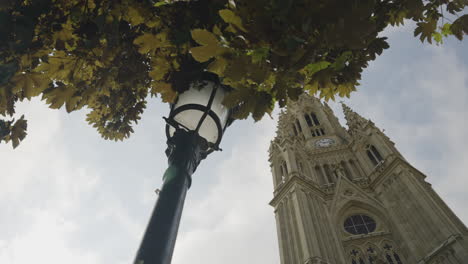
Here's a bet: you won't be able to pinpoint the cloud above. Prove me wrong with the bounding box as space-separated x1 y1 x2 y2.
331 42 468 223
0 210 100 264
172 118 280 264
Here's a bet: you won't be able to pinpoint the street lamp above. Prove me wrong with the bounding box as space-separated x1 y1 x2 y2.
134 73 232 264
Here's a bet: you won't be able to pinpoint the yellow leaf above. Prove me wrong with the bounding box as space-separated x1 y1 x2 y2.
149 57 171 81
73 62 96 83
191 29 219 47
11 72 50 99
53 20 78 51
87 0 96 9
319 87 336 101
207 57 227 76
304 81 319 95
189 29 227 62
213 25 222 36
35 52 75 82
133 32 171 54
42 83 81 112
151 82 177 103
219 9 247 32
337 82 356 98
126 6 145 25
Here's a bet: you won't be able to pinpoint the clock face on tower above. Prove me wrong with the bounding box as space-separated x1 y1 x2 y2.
315 138 335 148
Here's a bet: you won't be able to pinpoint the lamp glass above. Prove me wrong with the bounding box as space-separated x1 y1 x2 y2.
169 81 229 145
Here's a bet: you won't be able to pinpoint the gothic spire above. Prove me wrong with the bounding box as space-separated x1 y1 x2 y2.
341 102 369 134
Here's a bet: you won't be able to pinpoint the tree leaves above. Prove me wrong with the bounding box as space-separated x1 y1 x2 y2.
0 115 27 148
0 0 467 147
219 9 247 32
451 15 468 40
133 32 171 54
414 20 437 43
10 72 49 99
42 82 81 112
190 29 227 62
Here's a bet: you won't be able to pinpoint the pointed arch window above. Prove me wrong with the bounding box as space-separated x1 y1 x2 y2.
296 119 302 132
348 248 365 264
311 113 320 125
305 114 313 127
306 112 326 137
366 145 383 166
382 243 404 264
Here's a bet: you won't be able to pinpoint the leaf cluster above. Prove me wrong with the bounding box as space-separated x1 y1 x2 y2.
0 0 466 147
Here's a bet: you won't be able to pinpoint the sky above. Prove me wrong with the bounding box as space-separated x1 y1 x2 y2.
1 22 468 264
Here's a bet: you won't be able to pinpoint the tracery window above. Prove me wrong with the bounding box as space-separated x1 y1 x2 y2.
305 112 325 137
365 244 380 264
344 214 376 235
366 144 383 166
382 242 404 264
348 248 366 264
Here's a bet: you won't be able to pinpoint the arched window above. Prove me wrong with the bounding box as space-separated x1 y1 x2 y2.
366 145 383 166
307 112 325 137
364 244 380 264
311 113 320 125
371 145 383 161
296 119 302 132
348 248 365 264
381 242 404 264
367 150 378 166
305 114 313 127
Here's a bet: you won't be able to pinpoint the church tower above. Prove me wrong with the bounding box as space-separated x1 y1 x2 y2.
268 94 468 264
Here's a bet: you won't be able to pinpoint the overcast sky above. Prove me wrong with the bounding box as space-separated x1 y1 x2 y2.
1 22 467 264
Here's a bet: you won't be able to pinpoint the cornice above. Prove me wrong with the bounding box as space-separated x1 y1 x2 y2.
369 154 428 190
417 234 462 264
269 174 326 207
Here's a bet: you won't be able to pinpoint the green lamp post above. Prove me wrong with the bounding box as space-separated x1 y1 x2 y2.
134 73 232 264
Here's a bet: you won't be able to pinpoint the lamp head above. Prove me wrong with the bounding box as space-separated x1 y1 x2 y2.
165 74 232 153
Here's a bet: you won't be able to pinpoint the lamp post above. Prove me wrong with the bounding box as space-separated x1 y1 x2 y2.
133 73 232 264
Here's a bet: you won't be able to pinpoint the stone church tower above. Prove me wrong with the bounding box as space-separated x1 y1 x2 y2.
268 94 468 264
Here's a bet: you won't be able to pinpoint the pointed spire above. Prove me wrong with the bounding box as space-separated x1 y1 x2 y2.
341 102 368 134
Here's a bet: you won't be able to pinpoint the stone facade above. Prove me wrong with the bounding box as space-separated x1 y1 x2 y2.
268 94 468 264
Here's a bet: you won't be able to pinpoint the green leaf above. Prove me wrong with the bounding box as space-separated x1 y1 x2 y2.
247 47 269 64
432 32 442 44
331 51 352 71
441 23 453 37
303 61 331 76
